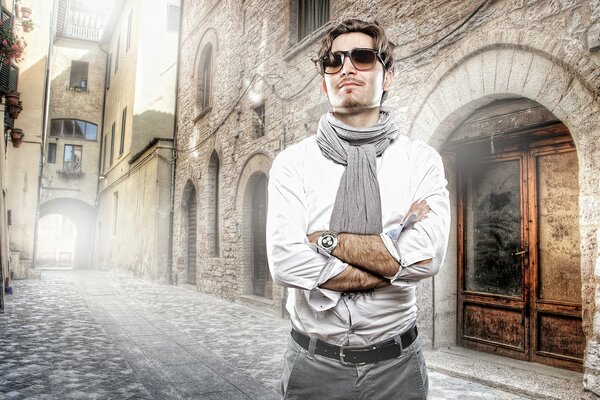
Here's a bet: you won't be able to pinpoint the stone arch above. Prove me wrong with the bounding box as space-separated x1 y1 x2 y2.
37 198 96 269
409 43 600 381
235 152 274 299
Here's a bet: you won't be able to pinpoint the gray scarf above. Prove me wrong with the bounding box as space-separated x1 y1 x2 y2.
316 108 399 234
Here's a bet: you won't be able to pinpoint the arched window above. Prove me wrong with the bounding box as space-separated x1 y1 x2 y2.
208 151 220 256
196 44 213 112
50 119 98 141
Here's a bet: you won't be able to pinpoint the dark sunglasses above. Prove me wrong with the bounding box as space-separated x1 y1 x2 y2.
316 48 385 75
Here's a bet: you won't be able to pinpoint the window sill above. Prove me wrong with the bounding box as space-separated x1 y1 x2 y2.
194 106 212 123
283 21 334 62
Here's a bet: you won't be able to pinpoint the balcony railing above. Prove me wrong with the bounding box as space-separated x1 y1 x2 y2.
65 24 101 41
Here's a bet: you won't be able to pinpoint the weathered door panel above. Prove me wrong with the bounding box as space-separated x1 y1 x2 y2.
529 146 584 370
458 137 584 371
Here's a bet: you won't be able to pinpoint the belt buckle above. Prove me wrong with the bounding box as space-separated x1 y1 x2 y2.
339 346 366 366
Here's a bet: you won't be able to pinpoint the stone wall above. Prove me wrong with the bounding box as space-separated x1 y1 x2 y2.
175 0 600 394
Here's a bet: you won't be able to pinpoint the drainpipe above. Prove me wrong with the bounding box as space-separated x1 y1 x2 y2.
166 1 183 285
32 0 58 269
91 43 109 269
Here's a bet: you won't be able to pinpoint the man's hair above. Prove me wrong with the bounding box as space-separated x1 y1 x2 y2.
317 19 394 72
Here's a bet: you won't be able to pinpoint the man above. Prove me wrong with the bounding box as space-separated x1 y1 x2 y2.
266 19 450 400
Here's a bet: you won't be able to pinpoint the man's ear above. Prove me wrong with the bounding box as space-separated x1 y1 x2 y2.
383 69 394 91
322 78 329 97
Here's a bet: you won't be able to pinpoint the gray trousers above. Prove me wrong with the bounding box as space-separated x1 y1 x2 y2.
281 334 429 400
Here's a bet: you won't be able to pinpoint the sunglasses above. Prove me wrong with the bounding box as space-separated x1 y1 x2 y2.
316 48 385 75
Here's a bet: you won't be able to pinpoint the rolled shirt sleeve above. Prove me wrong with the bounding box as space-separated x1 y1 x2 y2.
266 148 344 310
382 143 450 286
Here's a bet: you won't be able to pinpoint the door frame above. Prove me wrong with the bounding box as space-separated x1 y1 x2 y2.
456 124 583 371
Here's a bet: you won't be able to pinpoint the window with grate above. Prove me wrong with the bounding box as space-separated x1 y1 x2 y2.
69 61 89 91
50 119 97 140
297 0 329 41
252 104 265 139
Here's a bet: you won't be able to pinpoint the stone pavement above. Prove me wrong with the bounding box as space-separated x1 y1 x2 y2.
0 269 533 399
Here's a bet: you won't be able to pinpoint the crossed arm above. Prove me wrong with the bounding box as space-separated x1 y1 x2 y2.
307 200 431 292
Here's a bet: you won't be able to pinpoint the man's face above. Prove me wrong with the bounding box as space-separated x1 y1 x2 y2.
321 32 394 112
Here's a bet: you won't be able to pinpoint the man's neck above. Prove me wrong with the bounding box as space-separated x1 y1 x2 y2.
332 107 381 128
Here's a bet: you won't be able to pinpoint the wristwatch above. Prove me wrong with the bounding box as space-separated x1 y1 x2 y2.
316 231 338 255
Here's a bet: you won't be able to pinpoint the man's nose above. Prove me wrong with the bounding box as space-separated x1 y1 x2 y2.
340 54 356 75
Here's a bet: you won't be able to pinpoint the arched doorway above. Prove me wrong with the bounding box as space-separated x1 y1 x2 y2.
251 174 271 298
446 98 584 371
36 198 96 269
182 181 197 285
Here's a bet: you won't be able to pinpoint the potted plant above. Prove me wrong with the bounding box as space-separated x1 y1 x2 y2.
3 91 20 106
0 25 26 64
8 101 23 119
21 19 34 33
9 128 24 147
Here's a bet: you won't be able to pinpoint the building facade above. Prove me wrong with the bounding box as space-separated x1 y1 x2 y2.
174 0 600 395
93 0 179 282
1 0 52 286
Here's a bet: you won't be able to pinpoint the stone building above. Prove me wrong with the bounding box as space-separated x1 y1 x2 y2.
0 0 52 289
36 0 109 270
93 0 180 282
173 0 600 395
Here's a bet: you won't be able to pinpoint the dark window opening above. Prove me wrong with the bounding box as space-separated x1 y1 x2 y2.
253 104 265 138
297 0 329 41
120 107 127 155
47 142 57 164
69 61 88 91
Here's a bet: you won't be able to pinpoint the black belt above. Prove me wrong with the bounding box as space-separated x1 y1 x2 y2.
291 326 418 365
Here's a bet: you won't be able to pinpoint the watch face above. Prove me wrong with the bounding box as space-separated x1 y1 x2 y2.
321 234 335 248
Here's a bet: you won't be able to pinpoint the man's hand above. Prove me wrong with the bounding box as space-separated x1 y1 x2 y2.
403 199 430 225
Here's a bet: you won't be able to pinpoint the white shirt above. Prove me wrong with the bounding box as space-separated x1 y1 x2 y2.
266 131 450 346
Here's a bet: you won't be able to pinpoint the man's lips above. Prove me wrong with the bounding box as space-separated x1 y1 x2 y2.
338 80 363 89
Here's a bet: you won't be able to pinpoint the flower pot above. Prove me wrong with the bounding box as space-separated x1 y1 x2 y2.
8 102 22 119
4 91 20 106
10 128 24 147
20 6 32 19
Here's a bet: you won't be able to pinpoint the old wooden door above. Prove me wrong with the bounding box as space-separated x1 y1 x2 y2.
458 132 585 371
187 188 197 285
252 175 272 299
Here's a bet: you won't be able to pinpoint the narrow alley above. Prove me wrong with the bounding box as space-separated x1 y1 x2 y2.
0 270 547 399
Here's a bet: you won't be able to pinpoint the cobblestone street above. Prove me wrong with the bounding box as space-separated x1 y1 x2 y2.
0 270 533 399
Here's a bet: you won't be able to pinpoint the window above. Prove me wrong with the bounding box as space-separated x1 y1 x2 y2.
106 53 112 89
115 36 120 73
126 10 132 51
196 44 212 112
47 143 57 164
297 0 329 41
208 151 220 257
120 107 126 155
63 144 82 173
110 123 115 165
69 61 88 91
167 4 180 32
252 104 265 138
50 119 97 141
62 216 74 237
112 192 119 236
102 133 107 172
